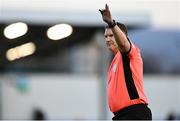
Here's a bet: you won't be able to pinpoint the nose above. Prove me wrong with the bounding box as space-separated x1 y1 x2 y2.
105 39 111 45
106 36 111 41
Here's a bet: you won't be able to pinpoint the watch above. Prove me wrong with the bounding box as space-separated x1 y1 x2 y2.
108 20 117 28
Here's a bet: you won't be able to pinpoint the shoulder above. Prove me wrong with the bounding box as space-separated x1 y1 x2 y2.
123 39 142 59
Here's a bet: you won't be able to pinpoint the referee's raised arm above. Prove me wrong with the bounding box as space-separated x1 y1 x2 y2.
99 4 130 53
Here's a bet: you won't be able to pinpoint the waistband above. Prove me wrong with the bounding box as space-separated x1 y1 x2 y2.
113 103 148 116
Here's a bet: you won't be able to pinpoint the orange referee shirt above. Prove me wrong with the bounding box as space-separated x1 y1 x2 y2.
107 42 148 113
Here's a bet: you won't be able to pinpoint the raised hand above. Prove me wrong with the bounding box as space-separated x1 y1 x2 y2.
99 4 113 24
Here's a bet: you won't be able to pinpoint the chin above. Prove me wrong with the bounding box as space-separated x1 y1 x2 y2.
108 47 113 51
108 48 114 53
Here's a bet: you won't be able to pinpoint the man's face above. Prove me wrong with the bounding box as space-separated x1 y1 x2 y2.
104 28 118 54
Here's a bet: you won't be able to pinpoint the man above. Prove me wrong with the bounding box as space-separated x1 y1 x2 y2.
99 4 152 120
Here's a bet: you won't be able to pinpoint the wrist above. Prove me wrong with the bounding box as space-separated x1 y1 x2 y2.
107 20 116 28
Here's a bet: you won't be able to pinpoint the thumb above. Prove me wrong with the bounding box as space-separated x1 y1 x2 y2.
99 9 103 14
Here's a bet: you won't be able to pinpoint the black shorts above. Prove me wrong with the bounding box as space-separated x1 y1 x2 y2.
112 104 152 120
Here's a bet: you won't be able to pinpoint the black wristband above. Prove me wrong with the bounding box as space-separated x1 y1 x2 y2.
108 20 116 28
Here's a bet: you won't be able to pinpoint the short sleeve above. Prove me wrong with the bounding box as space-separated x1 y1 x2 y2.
127 42 141 60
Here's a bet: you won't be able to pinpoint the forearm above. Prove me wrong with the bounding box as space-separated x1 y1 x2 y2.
111 25 130 53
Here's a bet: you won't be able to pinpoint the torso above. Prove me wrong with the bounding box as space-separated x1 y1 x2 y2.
108 43 148 113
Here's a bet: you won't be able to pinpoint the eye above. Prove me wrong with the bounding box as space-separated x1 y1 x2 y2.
109 34 113 37
104 35 108 38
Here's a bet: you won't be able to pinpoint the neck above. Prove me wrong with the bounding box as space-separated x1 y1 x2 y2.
113 50 118 55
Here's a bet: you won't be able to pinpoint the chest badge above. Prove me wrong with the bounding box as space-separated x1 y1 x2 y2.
113 64 117 72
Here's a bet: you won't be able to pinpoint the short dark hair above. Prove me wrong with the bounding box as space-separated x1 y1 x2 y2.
105 22 128 36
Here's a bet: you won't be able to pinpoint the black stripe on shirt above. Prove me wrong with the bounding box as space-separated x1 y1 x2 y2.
122 54 139 100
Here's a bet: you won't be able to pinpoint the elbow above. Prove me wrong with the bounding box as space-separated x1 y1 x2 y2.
118 40 130 53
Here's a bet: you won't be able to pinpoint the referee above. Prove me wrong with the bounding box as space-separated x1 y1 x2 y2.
99 4 152 120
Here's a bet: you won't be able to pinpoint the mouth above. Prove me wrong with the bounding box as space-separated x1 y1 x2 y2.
106 41 114 47
106 41 112 46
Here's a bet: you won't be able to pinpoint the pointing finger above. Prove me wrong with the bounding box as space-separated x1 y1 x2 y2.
105 4 109 11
